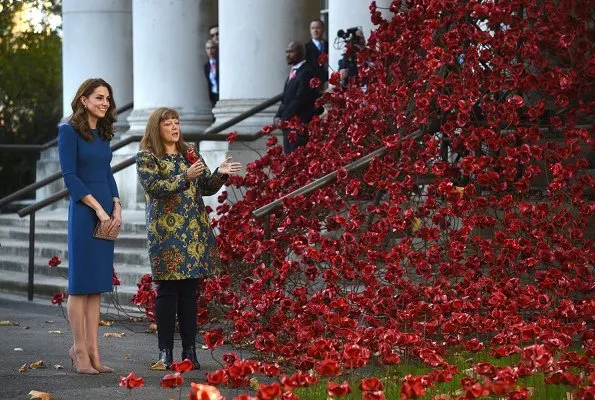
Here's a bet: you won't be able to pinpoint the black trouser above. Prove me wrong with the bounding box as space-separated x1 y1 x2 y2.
155 279 198 350
282 128 308 154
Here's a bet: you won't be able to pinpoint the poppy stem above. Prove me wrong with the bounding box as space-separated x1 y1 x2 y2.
59 304 69 323
211 349 224 368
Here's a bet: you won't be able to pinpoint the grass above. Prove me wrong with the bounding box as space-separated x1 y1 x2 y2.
293 350 577 399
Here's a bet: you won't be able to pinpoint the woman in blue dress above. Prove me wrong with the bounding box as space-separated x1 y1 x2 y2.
136 107 241 369
58 78 122 374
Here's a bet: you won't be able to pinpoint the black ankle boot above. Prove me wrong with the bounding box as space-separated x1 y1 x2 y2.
181 345 200 370
158 348 173 369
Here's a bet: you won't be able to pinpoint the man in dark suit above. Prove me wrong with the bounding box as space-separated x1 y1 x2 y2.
203 39 219 107
304 19 329 89
274 41 318 154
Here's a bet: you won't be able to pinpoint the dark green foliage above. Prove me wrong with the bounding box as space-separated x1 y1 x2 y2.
0 0 62 198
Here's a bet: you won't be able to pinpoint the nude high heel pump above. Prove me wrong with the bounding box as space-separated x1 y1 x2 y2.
69 347 99 375
90 360 114 373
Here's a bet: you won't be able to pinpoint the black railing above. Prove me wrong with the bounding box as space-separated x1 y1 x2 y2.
18 132 270 218
0 103 134 152
13 94 282 300
252 130 425 240
251 123 595 246
0 96 281 210
0 102 134 209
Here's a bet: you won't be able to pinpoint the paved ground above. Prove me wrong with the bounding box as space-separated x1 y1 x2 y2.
0 293 255 400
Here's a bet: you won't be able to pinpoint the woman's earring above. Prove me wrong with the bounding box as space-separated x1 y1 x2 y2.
83 103 88 109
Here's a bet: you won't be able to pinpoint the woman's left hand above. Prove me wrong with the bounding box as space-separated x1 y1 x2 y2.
218 157 242 175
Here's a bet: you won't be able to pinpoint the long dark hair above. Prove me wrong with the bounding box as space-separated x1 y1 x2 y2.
69 78 117 141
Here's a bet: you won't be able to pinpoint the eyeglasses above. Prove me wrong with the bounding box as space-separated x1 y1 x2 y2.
210 32 219 37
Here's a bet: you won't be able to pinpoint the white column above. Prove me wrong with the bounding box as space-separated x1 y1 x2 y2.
202 0 319 210
61 0 133 119
37 0 132 207
123 0 217 209
127 0 215 135
214 0 319 130
327 0 391 79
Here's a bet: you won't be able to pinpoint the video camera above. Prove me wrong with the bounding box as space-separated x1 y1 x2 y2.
337 27 360 42
335 26 366 86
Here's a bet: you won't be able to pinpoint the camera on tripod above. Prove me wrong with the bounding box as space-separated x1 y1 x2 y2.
337 27 360 42
335 26 366 86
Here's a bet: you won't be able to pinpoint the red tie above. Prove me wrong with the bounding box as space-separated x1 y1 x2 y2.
289 68 296 79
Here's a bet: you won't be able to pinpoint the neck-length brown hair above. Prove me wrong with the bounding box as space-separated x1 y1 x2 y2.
140 107 188 157
69 78 117 141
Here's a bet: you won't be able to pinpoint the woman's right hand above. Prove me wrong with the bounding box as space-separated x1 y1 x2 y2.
96 209 111 222
97 208 119 233
185 160 206 180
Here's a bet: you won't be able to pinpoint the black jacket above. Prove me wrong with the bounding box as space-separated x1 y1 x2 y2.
275 62 318 124
305 40 328 84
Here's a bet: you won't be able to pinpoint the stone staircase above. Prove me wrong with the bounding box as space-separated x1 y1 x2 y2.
0 209 150 307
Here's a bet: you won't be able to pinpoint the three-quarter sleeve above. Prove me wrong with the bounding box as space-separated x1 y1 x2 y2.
136 150 189 199
195 153 228 196
58 124 91 202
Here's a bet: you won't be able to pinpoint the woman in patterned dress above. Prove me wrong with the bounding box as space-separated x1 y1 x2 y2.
136 107 241 369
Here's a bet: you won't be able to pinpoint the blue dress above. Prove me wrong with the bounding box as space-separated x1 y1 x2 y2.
58 123 119 294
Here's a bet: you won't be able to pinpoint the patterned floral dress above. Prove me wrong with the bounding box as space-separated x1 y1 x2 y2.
136 146 226 280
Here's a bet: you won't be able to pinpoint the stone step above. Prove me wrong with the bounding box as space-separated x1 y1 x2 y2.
0 238 150 265
0 254 150 287
0 270 68 298
3 226 148 249
0 270 141 308
0 254 68 279
0 210 151 307
0 210 148 232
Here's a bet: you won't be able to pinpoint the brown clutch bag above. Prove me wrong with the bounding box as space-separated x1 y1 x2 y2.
93 220 120 241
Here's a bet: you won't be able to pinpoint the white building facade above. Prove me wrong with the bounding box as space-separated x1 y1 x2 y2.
39 0 391 209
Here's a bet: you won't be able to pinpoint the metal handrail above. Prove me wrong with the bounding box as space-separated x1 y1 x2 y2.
0 95 282 210
252 129 424 219
18 131 268 217
0 102 134 208
253 146 388 218
251 122 595 220
17 93 283 301
0 103 134 152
